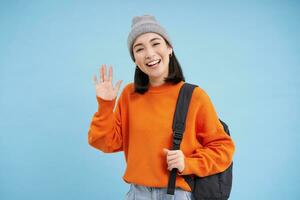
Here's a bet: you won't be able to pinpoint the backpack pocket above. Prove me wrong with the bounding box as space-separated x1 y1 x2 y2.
192 163 233 200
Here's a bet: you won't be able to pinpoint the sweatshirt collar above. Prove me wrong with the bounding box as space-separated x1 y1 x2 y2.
147 81 184 94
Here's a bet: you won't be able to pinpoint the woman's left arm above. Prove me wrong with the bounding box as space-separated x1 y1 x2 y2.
179 88 235 177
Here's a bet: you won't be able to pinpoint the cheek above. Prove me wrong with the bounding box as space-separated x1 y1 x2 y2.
134 57 142 66
134 54 144 63
162 54 170 63
135 60 144 69
135 59 146 71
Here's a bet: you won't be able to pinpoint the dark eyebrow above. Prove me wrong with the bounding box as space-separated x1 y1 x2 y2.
133 37 162 50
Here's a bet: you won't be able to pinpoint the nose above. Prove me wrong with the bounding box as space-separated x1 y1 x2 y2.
145 47 155 59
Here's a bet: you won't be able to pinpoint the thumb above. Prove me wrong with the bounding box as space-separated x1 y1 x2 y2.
163 148 169 155
115 80 123 93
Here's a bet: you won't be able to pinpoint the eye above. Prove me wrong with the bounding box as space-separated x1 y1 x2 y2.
153 43 160 46
136 48 143 52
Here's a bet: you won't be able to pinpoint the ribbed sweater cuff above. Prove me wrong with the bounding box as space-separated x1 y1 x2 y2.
96 96 116 112
178 157 194 175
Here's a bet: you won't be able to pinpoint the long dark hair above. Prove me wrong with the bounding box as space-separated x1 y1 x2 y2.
134 51 185 94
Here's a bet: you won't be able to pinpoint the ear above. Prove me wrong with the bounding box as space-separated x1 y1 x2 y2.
168 47 173 56
168 46 173 55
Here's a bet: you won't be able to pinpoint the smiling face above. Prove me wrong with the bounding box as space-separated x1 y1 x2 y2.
132 32 173 86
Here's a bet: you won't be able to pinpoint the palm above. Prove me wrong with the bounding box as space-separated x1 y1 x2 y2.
93 64 122 101
95 81 116 100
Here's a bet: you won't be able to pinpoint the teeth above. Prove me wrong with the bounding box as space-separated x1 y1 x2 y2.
147 60 160 66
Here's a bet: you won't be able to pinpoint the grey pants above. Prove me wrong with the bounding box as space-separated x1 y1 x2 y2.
125 184 194 200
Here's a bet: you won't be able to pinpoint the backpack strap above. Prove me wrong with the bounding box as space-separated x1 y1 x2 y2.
167 83 197 195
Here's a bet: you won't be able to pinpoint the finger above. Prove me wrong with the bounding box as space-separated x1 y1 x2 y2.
100 65 104 82
168 164 177 171
168 159 179 166
115 80 123 93
167 154 178 162
169 162 181 169
166 150 177 156
103 65 108 82
93 74 98 85
109 65 113 82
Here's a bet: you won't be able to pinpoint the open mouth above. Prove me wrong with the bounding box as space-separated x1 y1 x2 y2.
146 59 161 68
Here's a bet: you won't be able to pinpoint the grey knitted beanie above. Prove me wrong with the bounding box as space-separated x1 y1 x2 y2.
127 14 173 61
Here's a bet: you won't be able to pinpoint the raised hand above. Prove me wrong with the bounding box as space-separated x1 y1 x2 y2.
93 64 122 100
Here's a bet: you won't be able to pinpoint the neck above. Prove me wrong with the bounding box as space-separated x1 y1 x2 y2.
149 78 165 87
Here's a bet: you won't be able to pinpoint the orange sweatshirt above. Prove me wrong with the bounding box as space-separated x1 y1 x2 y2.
87 81 235 191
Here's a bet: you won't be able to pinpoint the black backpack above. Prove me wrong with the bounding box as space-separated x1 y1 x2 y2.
167 83 233 200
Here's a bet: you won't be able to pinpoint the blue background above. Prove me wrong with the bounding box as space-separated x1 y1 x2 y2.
1 1 299 199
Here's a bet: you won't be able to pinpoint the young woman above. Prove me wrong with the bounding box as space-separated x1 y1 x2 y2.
88 15 235 200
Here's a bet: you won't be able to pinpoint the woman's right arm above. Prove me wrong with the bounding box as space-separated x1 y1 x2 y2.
87 64 123 153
